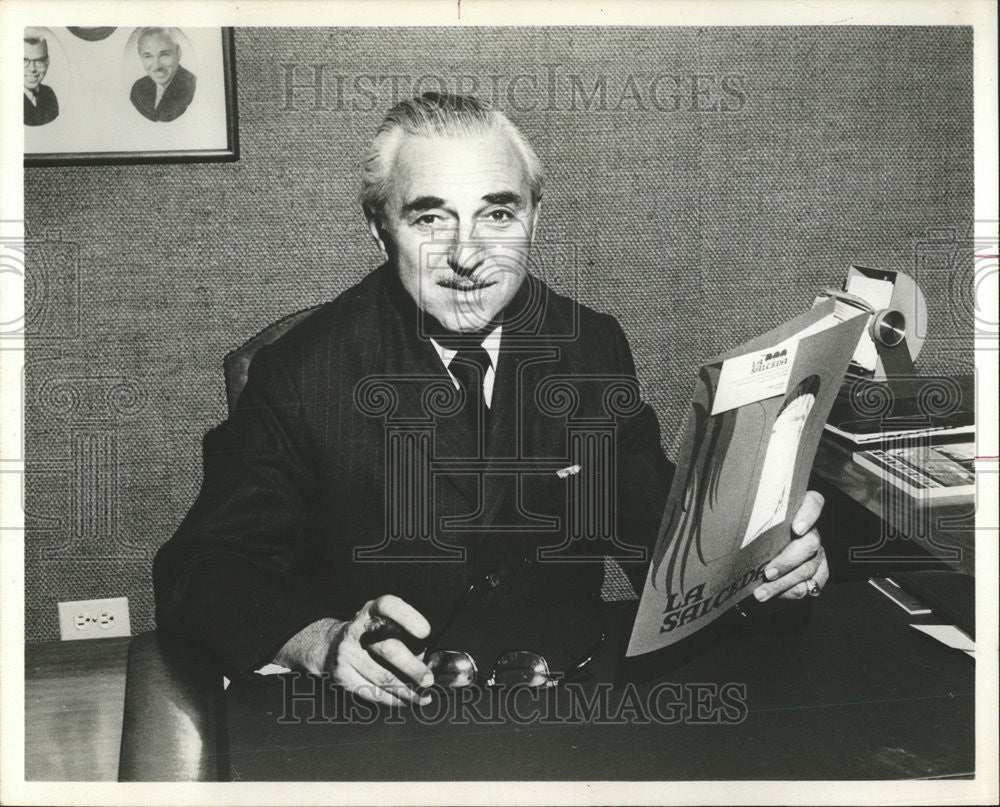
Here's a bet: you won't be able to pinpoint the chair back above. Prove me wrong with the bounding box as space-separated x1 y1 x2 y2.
223 305 323 413
216 302 637 602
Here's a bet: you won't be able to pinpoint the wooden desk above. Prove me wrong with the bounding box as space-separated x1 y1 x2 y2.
813 436 975 575
24 636 131 781
26 579 975 782
222 582 974 781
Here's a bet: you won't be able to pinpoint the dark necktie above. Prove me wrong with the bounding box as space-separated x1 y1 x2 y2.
448 345 492 437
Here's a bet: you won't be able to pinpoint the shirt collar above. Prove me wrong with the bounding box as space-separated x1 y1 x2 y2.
154 77 174 103
430 324 502 371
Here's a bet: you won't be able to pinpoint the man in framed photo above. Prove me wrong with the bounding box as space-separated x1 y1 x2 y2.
129 27 196 123
23 34 58 127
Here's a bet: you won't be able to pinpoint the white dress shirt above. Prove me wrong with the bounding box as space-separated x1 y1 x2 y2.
154 79 172 108
430 325 502 408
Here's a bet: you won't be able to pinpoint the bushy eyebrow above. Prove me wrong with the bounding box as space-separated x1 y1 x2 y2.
401 195 446 215
401 191 526 216
482 191 525 208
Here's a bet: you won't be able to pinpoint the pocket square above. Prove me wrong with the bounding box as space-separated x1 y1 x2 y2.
556 464 582 479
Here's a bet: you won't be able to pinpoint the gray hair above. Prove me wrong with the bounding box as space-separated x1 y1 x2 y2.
361 92 544 221
137 27 179 53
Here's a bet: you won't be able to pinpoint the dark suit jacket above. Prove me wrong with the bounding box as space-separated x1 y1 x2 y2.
153 265 673 676
130 65 196 122
24 85 58 126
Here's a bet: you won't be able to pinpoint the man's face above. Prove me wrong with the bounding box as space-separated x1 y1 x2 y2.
139 34 180 87
373 130 538 333
24 41 49 90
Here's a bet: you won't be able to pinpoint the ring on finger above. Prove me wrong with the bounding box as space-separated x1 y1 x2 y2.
360 615 400 648
806 579 821 597
364 615 388 633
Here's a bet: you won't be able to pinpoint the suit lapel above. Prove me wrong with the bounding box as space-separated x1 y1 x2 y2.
143 78 156 112
376 270 562 524
378 269 481 510
477 277 561 528
162 68 185 113
474 340 521 529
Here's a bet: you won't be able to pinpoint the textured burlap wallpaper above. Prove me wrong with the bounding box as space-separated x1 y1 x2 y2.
24 26 973 641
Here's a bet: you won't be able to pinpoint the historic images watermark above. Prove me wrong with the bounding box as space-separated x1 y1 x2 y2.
843 222 998 568
277 674 749 727
350 233 648 566
1 224 80 342
280 64 747 114
915 221 999 352
1 224 150 562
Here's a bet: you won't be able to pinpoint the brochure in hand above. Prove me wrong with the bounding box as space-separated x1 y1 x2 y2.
627 298 867 656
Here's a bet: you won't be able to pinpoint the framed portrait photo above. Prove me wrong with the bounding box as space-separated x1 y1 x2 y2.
23 26 238 165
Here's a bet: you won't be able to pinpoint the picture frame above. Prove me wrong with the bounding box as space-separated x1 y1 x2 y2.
23 26 238 166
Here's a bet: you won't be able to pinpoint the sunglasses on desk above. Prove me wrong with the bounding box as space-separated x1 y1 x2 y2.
423 574 606 689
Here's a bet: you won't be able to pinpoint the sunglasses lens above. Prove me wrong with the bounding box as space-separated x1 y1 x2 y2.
426 650 477 687
491 651 554 687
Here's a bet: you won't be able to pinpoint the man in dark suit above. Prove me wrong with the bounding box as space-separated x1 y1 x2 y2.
130 27 196 123
154 93 828 706
24 36 58 127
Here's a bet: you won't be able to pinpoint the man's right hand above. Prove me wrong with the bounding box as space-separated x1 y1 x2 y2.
273 595 434 706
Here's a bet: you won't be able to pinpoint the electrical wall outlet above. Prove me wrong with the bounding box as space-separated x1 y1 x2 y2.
57 597 131 640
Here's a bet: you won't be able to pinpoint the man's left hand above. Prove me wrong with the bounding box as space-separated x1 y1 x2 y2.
753 490 828 602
